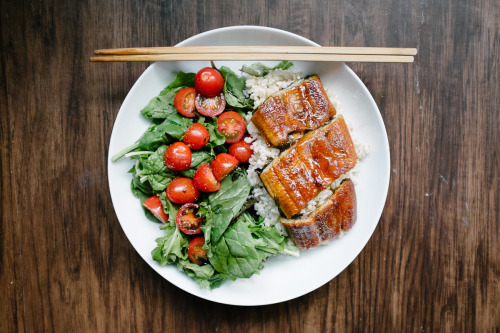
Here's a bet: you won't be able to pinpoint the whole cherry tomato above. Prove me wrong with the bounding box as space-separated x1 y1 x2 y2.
184 123 210 150
166 178 200 204
164 142 192 171
229 140 253 163
194 67 224 97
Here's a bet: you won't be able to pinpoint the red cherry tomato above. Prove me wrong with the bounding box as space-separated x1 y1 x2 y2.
211 153 239 181
193 163 221 192
164 142 192 171
195 93 226 117
194 67 224 97
175 203 203 235
184 123 210 150
166 178 200 204
229 140 253 163
174 87 197 117
188 236 208 265
142 195 168 223
217 111 245 143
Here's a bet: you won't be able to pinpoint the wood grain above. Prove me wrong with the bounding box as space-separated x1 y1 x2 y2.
1 0 498 331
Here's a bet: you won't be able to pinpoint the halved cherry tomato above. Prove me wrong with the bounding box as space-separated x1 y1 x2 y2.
194 67 224 97
193 163 221 192
166 178 200 204
188 236 208 265
142 195 168 223
174 87 197 117
211 153 239 181
195 93 226 117
217 111 245 143
164 142 192 171
184 123 210 150
175 203 203 235
229 139 253 163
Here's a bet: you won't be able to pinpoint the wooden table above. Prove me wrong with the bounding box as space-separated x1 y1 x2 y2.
1 0 498 331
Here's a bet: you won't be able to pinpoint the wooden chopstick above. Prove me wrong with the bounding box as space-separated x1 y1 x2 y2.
94 46 417 56
90 46 416 63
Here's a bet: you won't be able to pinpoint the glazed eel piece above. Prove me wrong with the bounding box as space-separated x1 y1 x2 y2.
251 75 336 147
279 179 357 250
260 115 357 218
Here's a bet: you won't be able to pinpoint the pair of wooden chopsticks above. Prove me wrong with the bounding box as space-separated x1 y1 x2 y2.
90 46 417 63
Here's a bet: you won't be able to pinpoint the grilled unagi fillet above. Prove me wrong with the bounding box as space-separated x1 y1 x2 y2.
260 116 357 218
280 179 357 250
251 75 336 147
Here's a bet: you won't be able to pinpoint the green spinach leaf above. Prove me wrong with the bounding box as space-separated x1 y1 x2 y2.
209 212 299 280
219 66 253 109
198 116 226 148
134 146 175 192
178 150 213 178
140 87 181 119
112 113 193 161
141 71 196 119
208 169 251 243
209 218 262 278
240 61 294 77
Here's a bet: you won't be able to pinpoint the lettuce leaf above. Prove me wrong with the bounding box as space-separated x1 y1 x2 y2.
176 259 227 289
152 222 189 265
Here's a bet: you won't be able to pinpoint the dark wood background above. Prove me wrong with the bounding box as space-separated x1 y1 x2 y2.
1 0 498 331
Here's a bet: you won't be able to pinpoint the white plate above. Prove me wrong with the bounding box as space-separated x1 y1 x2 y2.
108 26 390 306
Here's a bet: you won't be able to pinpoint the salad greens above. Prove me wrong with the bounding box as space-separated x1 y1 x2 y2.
113 62 299 289
204 169 252 243
141 71 196 119
219 66 253 109
209 212 298 279
240 61 294 77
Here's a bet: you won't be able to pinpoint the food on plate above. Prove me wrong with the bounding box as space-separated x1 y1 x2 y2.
251 75 336 147
183 123 210 150
164 142 192 171
188 236 208 265
195 92 226 117
260 115 358 218
176 203 203 235
166 177 200 203
279 179 357 250
174 87 197 117
217 111 246 143
112 61 368 289
142 195 169 223
194 67 225 97
229 139 253 163
211 153 239 181
193 163 221 192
